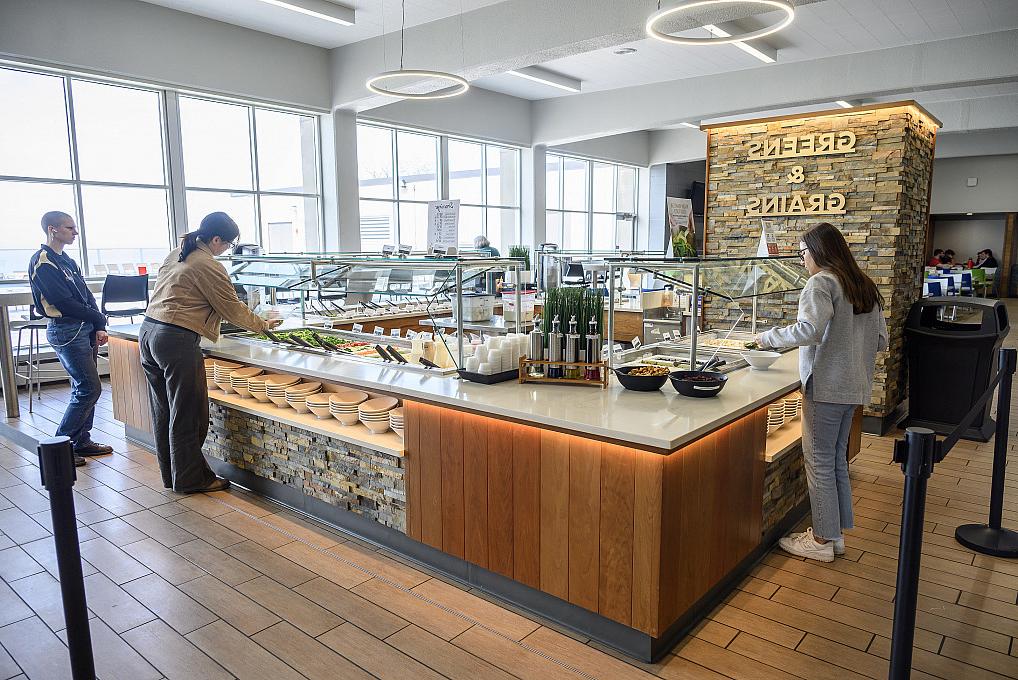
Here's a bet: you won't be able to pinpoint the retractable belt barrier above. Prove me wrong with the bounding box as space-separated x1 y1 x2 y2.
887 348 1018 680
38 436 95 680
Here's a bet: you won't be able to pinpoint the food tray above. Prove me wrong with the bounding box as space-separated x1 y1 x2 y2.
457 368 518 385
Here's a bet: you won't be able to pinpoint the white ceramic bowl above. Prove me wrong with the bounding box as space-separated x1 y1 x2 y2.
288 401 312 414
333 411 361 426
363 419 390 434
308 404 333 419
743 350 781 371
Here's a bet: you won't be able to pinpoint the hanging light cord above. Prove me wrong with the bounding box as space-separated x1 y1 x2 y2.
400 0 406 69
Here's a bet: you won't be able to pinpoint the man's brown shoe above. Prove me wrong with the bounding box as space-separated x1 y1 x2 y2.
75 441 114 455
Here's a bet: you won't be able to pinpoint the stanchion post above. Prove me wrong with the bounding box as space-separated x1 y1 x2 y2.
955 348 1018 557
37 436 95 680
889 426 937 680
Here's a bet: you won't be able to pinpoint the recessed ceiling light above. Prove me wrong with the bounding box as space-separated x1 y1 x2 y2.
703 24 775 63
835 100 853 109
967 212 974 216
614 48 638 55
254 0 355 26
506 66 581 93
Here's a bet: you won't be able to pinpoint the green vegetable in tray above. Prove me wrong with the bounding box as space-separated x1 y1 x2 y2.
744 341 759 350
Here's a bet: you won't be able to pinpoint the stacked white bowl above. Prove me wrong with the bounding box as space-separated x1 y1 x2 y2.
229 367 263 399
306 393 333 419
330 390 369 425
389 407 404 439
247 374 277 403
284 382 323 413
212 361 243 392
265 374 301 407
204 359 217 390
359 396 398 433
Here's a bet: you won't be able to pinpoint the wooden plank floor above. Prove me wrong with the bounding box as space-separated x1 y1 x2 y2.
2 312 1018 679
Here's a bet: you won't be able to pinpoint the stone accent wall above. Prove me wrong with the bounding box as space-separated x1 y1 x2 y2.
762 444 807 536
704 104 938 419
204 403 406 532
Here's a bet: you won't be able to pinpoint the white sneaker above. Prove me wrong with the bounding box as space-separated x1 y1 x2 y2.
779 528 835 563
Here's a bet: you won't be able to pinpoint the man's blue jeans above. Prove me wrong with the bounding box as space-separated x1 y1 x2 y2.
46 320 101 449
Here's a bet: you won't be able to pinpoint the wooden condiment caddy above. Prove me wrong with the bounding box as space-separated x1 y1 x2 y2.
518 358 608 389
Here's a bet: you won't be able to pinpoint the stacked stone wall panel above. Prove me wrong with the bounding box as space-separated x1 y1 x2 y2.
705 107 937 418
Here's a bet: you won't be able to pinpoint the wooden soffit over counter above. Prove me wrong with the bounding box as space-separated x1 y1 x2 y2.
699 100 943 132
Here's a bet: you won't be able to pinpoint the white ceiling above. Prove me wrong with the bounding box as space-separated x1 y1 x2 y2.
138 0 508 49
474 0 1018 100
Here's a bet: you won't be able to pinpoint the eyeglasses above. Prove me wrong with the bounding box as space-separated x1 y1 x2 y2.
798 247 809 259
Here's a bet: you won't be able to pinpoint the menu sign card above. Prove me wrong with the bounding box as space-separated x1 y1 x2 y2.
426 200 460 251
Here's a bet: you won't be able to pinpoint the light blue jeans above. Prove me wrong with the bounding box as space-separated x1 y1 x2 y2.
802 377 856 541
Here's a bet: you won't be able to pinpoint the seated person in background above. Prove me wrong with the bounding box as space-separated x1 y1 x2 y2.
940 249 955 266
927 249 944 266
975 249 998 268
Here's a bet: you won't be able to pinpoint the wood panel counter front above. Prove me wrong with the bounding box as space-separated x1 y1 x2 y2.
403 399 767 642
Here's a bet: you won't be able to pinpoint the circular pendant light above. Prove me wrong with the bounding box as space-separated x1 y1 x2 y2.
366 70 469 99
646 0 795 45
366 0 469 100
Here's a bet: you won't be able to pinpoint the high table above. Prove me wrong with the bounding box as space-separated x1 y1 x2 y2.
0 279 155 418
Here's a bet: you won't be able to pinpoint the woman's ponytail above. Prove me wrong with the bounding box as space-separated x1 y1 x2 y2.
178 212 241 262
179 231 200 262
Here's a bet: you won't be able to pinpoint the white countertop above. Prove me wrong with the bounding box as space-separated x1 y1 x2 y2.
110 325 801 452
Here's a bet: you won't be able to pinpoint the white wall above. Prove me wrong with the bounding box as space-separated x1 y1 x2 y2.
931 155 1018 214
361 87 531 147
549 132 650 167
930 217 1006 264
0 0 332 110
648 128 708 165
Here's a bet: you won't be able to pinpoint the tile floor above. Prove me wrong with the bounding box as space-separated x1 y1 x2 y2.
1 312 1018 679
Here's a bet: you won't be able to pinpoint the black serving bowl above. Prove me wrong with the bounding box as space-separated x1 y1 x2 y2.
669 370 728 398
614 366 670 391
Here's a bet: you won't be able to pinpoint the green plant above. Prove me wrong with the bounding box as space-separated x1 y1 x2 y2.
541 285 604 349
508 245 531 271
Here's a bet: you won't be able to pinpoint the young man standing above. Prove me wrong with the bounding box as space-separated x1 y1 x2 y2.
29 211 113 466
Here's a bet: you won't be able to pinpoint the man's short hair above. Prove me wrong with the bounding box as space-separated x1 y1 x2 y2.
41 211 73 233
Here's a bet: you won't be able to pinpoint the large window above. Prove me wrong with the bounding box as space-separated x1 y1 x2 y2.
0 67 171 277
546 154 638 252
180 97 321 253
357 122 521 254
0 65 324 280
448 140 520 254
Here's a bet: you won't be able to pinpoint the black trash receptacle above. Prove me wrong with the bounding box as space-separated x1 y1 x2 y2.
904 296 1009 441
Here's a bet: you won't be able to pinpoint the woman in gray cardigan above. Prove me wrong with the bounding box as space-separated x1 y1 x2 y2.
756 223 888 563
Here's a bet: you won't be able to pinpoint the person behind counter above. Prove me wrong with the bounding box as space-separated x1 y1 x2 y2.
927 249 944 267
473 234 500 292
29 211 114 468
755 222 888 563
140 212 281 493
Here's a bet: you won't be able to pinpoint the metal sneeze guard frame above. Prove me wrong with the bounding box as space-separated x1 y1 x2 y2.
605 255 809 370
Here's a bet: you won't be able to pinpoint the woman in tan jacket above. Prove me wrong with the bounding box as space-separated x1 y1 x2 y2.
141 212 280 493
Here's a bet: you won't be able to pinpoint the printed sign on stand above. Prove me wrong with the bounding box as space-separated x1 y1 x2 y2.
757 219 780 257
666 197 696 258
427 200 460 252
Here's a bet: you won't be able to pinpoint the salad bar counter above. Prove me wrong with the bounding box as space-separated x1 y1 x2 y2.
101 254 862 662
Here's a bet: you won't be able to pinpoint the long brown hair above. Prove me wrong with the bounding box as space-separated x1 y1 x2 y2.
802 222 884 314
